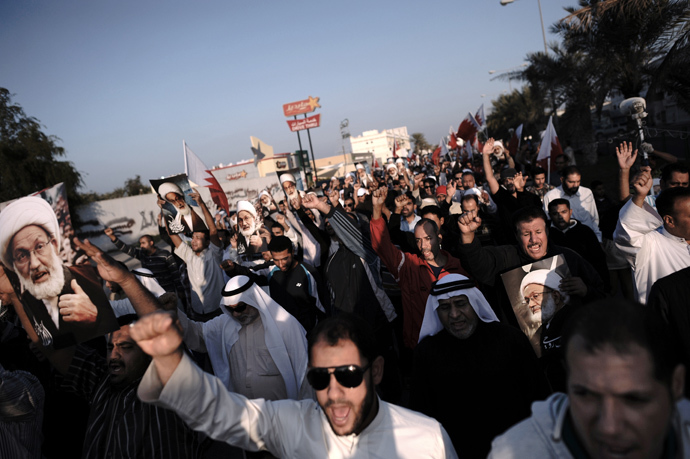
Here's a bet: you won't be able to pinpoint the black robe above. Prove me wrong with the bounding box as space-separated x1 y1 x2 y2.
412 322 551 459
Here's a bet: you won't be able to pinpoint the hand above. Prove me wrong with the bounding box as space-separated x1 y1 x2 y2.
632 166 653 197
480 190 490 203
58 279 98 323
220 259 235 274
189 190 202 205
229 233 238 249
413 174 424 186
616 141 638 170
158 292 178 312
372 187 388 208
328 189 339 207
0 265 16 298
483 138 495 156
302 193 319 209
394 194 407 211
156 197 166 209
249 234 262 248
73 238 132 285
353 183 361 193
290 196 301 210
513 172 526 191
258 227 271 244
446 180 457 200
559 277 587 297
457 210 482 234
129 311 183 359
104 227 116 241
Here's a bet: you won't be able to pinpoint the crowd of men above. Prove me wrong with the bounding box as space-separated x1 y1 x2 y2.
1 136 690 458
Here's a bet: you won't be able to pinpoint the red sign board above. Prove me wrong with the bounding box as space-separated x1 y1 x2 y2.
283 96 320 117
287 114 321 132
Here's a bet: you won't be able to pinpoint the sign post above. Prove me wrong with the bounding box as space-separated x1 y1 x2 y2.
283 96 321 186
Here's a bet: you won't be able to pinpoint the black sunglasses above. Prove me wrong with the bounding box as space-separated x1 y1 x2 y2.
306 362 371 391
226 303 248 314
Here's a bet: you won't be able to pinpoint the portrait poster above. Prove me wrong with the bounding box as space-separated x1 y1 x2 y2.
500 254 571 356
150 174 207 235
0 193 119 349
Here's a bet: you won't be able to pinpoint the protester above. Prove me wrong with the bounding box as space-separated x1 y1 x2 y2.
413 274 550 457
490 300 689 458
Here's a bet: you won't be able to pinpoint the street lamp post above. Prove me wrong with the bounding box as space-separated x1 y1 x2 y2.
500 0 548 54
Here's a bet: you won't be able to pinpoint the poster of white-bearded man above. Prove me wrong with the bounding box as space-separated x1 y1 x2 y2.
0 196 119 349
500 254 572 357
151 175 209 235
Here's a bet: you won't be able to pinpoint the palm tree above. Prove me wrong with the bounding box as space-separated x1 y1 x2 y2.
486 86 548 143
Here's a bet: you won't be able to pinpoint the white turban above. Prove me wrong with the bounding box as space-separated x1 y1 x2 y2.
204 276 307 399
386 163 397 172
158 182 184 200
0 196 60 269
493 140 505 154
395 158 404 164
131 268 166 297
355 163 364 170
279 173 296 185
236 200 257 218
418 274 499 343
519 269 569 304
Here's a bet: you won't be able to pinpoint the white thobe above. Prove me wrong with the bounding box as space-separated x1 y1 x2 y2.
138 353 458 458
175 243 224 315
614 199 690 303
543 185 602 241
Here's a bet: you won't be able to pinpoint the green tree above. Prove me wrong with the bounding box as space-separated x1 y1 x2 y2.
0 88 83 203
486 86 549 143
411 132 432 154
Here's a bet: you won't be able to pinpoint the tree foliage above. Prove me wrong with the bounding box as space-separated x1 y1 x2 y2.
0 88 84 204
79 175 152 203
411 132 432 154
486 86 549 143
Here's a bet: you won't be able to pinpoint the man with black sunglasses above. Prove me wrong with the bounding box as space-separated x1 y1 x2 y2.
134 313 458 458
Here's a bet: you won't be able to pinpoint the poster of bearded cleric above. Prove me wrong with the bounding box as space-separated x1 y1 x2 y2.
0 196 119 349
151 174 209 235
500 255 572 357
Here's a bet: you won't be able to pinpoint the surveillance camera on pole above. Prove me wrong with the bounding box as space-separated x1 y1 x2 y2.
620 97 652 165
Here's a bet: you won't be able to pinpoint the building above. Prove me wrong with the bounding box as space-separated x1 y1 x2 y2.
349 127 411 166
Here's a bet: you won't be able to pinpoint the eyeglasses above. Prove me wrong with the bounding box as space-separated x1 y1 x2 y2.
523 289 552 306
306 362 371 391
13 238 53 267
226 303 248 314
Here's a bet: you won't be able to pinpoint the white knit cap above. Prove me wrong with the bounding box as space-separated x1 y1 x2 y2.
0 196 60 269
519 269 568 303
236 200 257 218
158 182 184 200
279 173 296 185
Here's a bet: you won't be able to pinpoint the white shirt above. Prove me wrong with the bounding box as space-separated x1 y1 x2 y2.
543 185 602 242
138 353 458 459
614 199 690 303
175 242 224 315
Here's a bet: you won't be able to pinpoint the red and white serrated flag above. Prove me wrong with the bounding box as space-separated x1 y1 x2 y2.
475 104 486 129
508 124 523 157
537 117 563 161
448 126 458 150
184 141 230 214
457 112 482 141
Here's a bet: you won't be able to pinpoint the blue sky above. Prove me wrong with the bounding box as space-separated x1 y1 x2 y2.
1 0 571 193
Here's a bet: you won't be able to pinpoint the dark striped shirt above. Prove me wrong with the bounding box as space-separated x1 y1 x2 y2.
60 346 203 459
0 366 44 459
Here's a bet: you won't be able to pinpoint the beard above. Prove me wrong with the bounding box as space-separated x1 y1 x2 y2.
176 203 191 216
286 190 298 203
239 220 257 238
15 250 65 300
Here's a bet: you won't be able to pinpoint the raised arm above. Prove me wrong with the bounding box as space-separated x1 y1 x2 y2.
616 141 638 202
191 190 221 248
482 139 500 194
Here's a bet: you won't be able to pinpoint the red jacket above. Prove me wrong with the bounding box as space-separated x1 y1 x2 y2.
370 217 469 348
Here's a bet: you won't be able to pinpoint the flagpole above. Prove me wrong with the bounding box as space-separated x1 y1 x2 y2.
183 139 188 176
